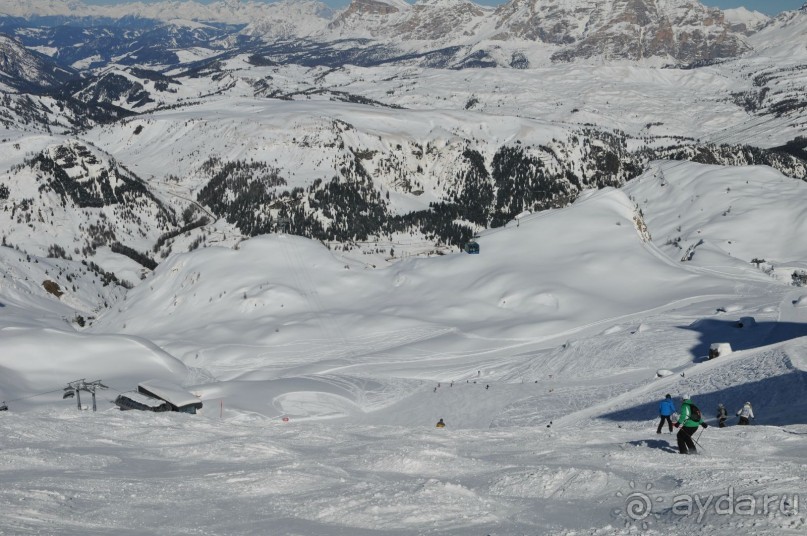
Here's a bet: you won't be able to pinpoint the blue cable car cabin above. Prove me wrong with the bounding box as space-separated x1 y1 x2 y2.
464 241 480 254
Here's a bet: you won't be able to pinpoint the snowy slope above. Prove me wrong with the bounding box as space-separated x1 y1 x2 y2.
2 2 807 534
86 186 727 378
625 161 807 270
3 161 807 534
0 34 76 91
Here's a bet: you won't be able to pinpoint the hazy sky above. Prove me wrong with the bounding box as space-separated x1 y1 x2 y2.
706 0 804 14
82 0 805 17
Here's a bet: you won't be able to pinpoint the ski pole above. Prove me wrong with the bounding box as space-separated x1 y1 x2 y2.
692 429 706 453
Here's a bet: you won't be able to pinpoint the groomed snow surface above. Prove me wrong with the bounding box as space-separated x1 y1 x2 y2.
3 161 807 534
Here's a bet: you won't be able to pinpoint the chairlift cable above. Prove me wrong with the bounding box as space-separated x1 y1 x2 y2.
2 387 67 403
0 380 127 408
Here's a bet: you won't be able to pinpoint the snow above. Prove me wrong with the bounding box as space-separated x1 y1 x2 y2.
710 342 733 357
721 7 770 30
3 156 807 533
2 2 807 533
137 378 202 409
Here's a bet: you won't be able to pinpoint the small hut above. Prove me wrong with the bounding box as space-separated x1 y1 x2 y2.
114 390 170 412
115 379 203 414
464 241 480 254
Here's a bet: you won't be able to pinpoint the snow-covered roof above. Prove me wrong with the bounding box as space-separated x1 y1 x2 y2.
116 390 167 409
137 379 201 409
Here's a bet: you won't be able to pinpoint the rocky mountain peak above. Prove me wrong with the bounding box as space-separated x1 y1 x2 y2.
494 0 752 62
327 0 491 42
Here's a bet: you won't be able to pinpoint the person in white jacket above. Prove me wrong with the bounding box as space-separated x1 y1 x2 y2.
736 402 754 425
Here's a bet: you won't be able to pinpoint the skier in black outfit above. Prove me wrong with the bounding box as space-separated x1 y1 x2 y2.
675 394 707 454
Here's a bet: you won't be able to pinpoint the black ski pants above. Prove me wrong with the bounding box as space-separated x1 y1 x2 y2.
657 415 673 433
677 425 698 454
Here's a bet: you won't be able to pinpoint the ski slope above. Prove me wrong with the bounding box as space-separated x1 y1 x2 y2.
2 161 807 534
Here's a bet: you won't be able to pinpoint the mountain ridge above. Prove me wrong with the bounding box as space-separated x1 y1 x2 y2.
0 0 790 64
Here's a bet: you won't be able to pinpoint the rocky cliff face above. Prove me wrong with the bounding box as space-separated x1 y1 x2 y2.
494 0 751 62
386 0 492 42
326 0 494 44
320 0 751 62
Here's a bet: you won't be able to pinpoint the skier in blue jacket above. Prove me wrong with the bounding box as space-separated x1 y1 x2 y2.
657 394 676 434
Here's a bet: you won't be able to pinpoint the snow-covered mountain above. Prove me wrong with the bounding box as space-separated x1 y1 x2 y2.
0 0 320 24
722 6 770 33
0 136 221 303
327 0 493 44
494 0 753 62
0 33 75 91
2 2 807 535
0 0 786 64
4 159 807 534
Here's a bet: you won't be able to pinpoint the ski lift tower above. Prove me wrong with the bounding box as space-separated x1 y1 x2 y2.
63 379 85 410
82 380 108 412
63 379 108 411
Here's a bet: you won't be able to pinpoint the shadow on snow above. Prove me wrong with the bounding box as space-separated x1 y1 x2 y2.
602 318 807 426
602 372 807 427
680 318 807 363
628 439 678 453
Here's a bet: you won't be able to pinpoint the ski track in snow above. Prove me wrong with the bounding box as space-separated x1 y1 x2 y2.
4 147 807 532
1 410 806 535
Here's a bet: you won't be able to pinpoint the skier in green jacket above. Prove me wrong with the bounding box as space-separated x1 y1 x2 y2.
674 394 707 454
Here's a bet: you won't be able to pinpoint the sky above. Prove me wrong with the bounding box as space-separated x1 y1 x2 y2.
80 0 806 17
706 0 804 14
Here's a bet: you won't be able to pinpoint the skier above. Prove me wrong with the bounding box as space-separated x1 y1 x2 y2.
736 402 754 425
435 418 446 428
674 394 707 454
657 394 675 434
716 403 728 428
